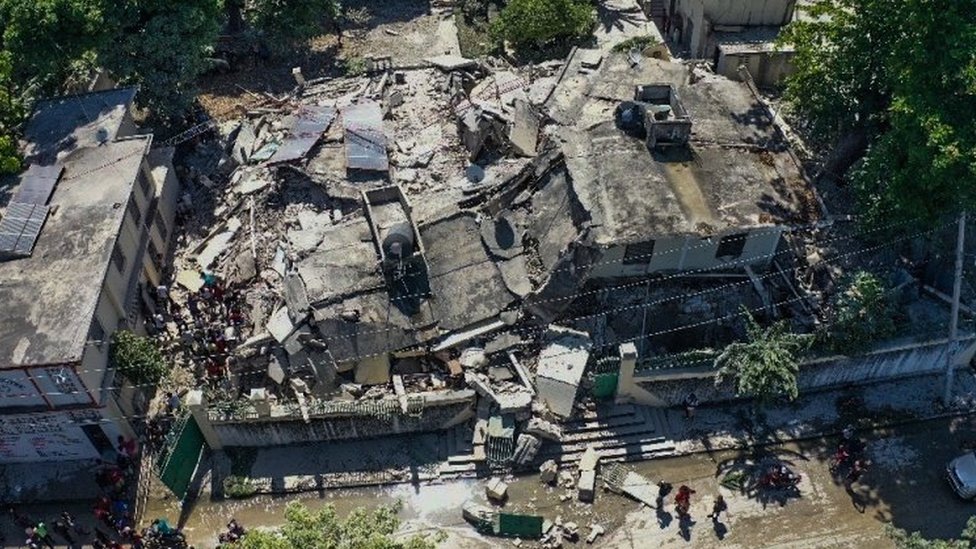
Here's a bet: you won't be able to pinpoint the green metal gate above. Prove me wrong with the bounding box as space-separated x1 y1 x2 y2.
589 357 619 399
155 414 207 500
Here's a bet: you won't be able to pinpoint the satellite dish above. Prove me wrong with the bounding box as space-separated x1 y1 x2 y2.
95 127 109 144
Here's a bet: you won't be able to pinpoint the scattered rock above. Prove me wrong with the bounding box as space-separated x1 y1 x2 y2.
539 459 558 484
486 477 508 502
586 524 605 543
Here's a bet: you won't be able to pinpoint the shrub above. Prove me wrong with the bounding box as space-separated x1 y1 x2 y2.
825 271 896 353
491 0 594 50
110 330 168 385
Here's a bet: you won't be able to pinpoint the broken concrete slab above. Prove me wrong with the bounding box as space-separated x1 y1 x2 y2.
197 217 241 269
525 417 562 441
602 463 659 508
231 122 257 164
539 459 558 484
509 99 539 157
577 470 596 502
267 306 295 343
495 389 533 418
228 251 257 285
536 326 592 418
426 54 477 72
486 477 508 502
586 524 605 543
287 210 333 254
579 445 600 472
175 269 205 292
512 434 542 467
579 50 604 69
237 169 271 195
283 272 310 315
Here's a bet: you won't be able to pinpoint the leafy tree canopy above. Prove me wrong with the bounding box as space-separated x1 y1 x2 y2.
111 329 168 386
491 0 594 50
0 0 107 89
824 270 896 353
247 0 341 51
780 0 976 226
100 0 223 118
715 309 813 404
233 501 441 549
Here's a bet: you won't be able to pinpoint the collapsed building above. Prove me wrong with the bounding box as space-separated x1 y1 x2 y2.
168 46 824 465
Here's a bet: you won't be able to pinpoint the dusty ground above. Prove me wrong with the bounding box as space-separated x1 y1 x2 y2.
196 0 459 122
87 414 976 549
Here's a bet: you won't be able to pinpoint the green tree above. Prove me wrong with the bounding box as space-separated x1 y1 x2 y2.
887 516 976 548
111 329 168 385
247 0 341 52
234 501 441 549
491 0 594 50
715 309 813 404
99 0 223 119
825 270 896 353
0 51 23 174
780 1 976 226
0 0 107 91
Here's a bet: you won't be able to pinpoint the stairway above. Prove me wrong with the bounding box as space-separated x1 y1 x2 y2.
539 404 675 466
438 404 676 479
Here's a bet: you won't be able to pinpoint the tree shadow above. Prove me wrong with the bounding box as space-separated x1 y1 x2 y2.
595 0 647 35
714 447 808 509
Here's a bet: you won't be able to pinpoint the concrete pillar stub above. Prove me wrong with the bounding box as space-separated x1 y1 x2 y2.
185 389 224 450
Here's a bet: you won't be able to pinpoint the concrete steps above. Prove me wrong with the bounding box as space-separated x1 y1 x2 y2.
439 404 677 478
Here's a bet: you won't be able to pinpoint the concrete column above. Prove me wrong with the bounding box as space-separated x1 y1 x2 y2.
616 343 638 403
185 389 224 450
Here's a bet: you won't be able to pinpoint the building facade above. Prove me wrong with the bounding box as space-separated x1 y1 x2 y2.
0 88 179 463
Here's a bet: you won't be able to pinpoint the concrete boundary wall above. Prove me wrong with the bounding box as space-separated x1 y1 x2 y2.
617 337 976 407
190 389 476 448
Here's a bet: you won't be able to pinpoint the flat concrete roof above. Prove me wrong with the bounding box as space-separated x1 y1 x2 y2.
0 136 150 367
23 87 138 163
551 54 818 245
298 218 384 306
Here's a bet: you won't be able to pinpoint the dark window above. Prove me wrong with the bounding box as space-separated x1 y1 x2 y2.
126 197 142 226
89 318 105 346
154 210 168 241
148 240 162 271
715 233 747 260
144 197 158 230
623 240 656 265
138 171 153 198
111 244 127 273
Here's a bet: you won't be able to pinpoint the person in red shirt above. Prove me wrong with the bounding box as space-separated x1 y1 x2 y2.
675 485 696 517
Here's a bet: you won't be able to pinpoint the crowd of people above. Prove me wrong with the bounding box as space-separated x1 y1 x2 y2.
146 274 248 385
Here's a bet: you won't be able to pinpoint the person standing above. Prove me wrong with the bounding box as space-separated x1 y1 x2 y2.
707 495 728 522
675 485 696 517
683 392 699 420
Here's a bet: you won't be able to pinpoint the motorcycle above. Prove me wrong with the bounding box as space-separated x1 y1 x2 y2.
759 465 801 489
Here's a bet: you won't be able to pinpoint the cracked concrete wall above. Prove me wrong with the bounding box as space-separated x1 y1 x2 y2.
210 398 476 447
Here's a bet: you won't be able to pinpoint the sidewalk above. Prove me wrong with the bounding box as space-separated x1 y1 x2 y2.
663 369 976 456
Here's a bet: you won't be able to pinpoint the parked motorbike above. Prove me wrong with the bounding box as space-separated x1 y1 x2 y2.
760 465 801 489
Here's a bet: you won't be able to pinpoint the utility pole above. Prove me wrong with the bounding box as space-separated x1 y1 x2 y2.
944 212 966 406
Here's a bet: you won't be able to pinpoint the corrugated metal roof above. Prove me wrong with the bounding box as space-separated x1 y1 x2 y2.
343 101 389 172
268 105 336 165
